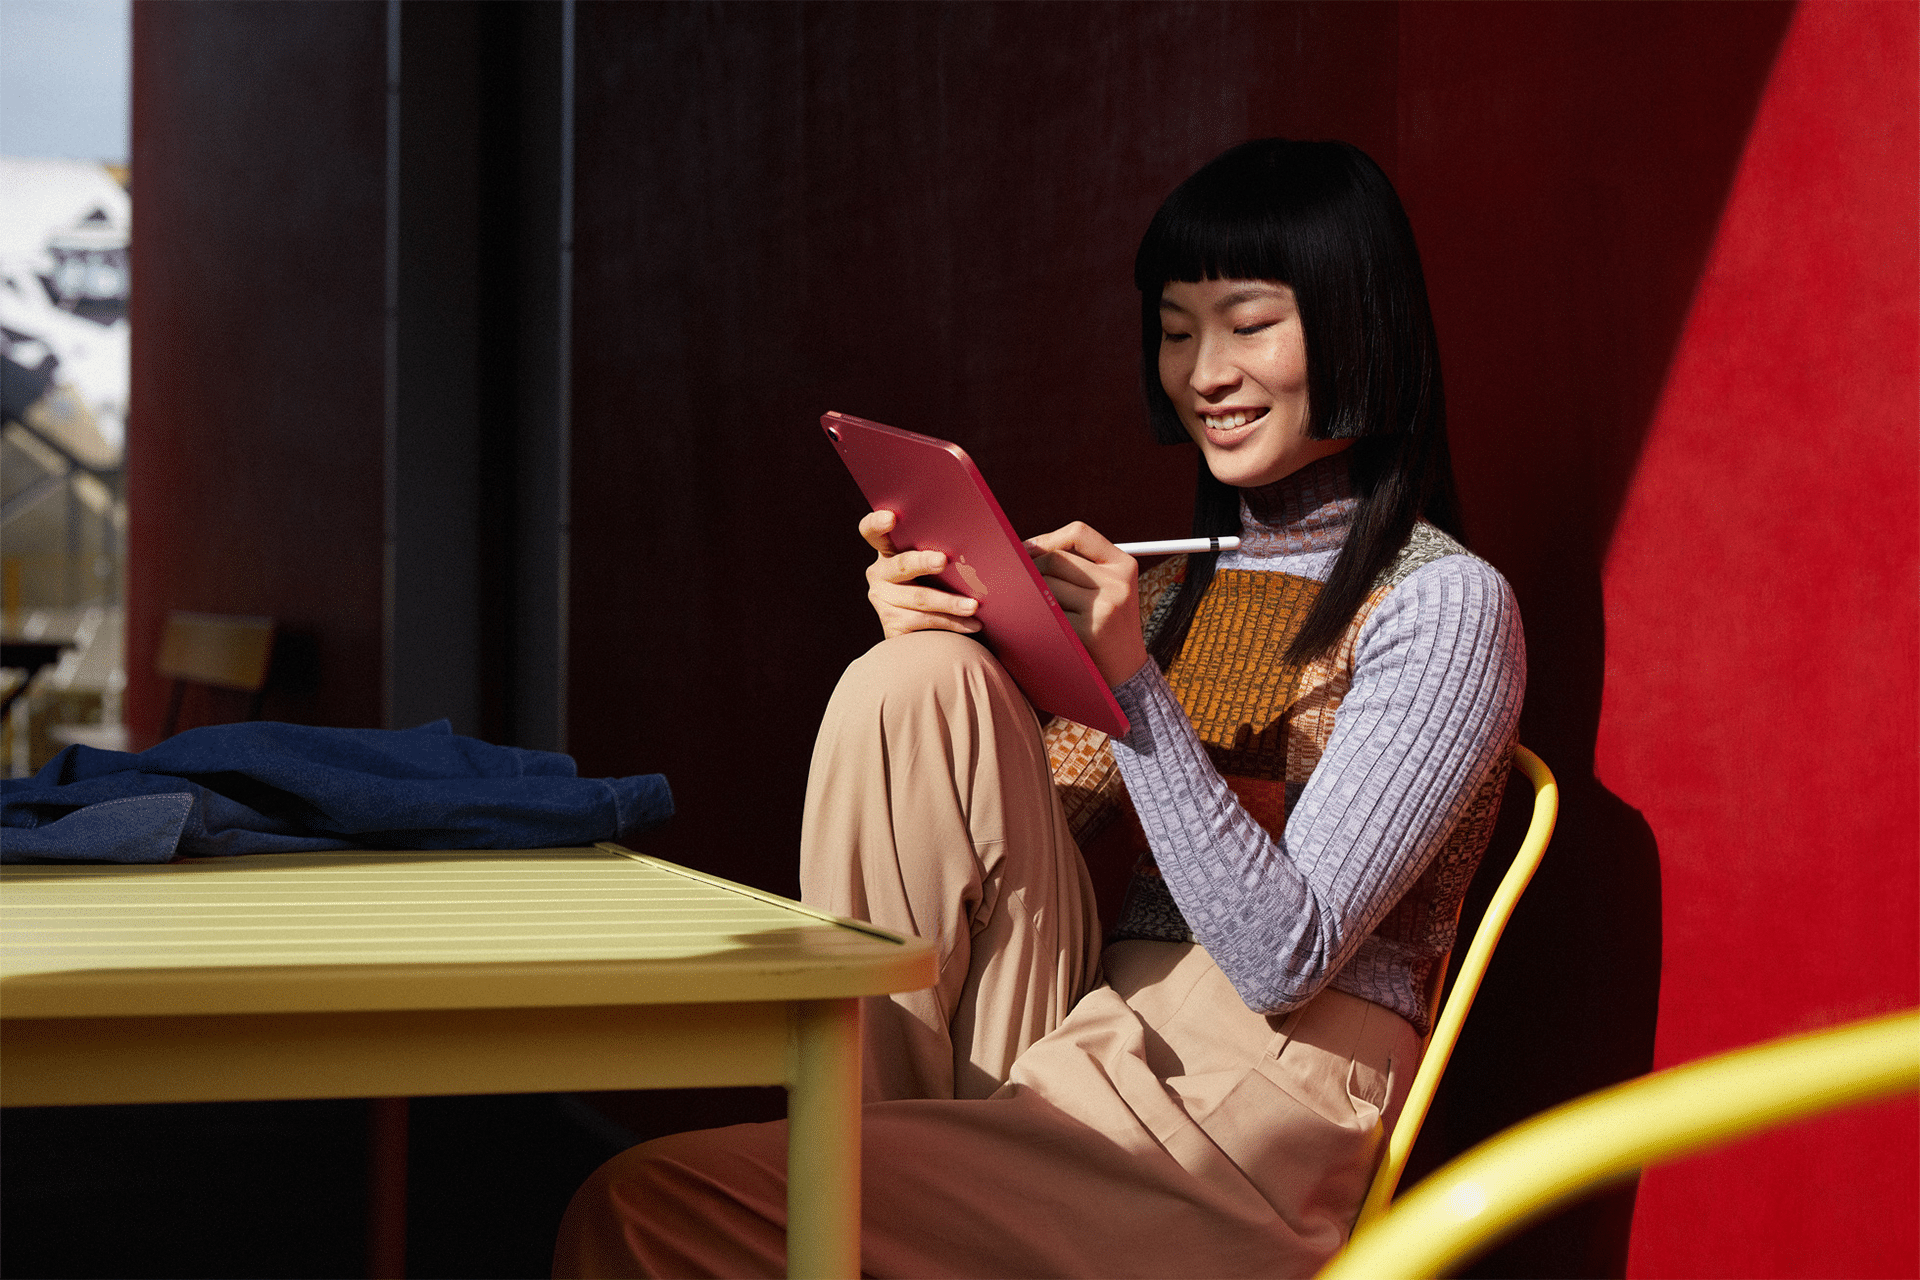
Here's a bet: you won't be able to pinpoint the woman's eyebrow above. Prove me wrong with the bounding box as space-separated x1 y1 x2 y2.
1214 285 1292 309
1159 284 1294 313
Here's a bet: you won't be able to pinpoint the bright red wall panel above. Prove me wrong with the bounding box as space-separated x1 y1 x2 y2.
1596 3 1920 1275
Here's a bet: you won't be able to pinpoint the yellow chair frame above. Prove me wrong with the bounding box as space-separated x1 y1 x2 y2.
1323 1007 1920 1279
1355 744 1559 1229
156 611 276 738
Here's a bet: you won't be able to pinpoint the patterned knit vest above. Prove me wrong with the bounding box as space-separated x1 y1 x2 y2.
1043 463 1510 1025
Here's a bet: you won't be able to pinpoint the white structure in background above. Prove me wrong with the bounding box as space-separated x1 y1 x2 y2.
1 155 131 771
0 154 129 452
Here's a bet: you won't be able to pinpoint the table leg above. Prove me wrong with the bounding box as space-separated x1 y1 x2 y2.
367 1096 409 1279
785 998 862 1280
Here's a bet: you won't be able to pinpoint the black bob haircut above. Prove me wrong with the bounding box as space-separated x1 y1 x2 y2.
1134 138 1465 668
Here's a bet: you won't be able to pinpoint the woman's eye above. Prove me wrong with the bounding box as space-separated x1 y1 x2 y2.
1160 330 1191 344
1234 321 1275 336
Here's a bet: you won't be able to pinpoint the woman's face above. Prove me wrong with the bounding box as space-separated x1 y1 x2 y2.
1157 278 1350 489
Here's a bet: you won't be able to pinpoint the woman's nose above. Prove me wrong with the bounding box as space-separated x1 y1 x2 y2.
1190 334 1240 395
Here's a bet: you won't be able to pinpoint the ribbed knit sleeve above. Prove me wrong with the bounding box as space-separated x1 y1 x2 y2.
1108 554 1525 1016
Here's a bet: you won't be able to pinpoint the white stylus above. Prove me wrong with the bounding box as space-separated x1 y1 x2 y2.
1113 537 1241 556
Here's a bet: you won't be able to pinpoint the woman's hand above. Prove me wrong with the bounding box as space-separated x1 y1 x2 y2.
860 510 984 640
1025 522 1149 688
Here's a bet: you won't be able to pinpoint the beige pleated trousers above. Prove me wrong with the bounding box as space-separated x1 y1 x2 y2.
554 632 1419 1280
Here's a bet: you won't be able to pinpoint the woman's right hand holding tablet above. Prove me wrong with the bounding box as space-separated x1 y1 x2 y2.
861 510 984 640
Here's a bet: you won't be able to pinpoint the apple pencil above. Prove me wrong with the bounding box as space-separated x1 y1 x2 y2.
1114 536 1241 556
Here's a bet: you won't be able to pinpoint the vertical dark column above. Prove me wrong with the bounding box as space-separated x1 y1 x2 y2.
384 0 570 746
386 0 483 734
489 0 571 753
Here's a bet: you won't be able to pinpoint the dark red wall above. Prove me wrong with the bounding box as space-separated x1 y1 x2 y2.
127 0 388 742
567 1 1402 892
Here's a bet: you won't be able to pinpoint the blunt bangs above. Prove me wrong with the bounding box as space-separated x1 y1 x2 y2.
1135 139 1440 451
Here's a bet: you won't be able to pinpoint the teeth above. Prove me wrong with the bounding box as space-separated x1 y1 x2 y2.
1205 409 1261 430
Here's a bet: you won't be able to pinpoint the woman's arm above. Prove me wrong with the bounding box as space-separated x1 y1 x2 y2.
1109 555 1525 1014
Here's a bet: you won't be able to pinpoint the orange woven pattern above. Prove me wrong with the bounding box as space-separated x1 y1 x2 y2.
1045 717 1122 845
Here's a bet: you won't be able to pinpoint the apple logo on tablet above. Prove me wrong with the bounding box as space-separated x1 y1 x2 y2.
953 555 990 598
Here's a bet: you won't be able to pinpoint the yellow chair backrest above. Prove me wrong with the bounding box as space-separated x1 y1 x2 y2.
156 612 274 691
1354 744 1559 1230
1323 1007 1920 1279
156 611 275 738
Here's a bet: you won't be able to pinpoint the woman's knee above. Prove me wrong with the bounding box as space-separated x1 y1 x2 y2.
554 1148 653 1278
554 1129 788 1279
836 631 1029 725
847 629 998 690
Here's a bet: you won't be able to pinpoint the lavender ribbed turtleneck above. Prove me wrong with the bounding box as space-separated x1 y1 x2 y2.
1234 451 1357 558
1104 457 1526 1031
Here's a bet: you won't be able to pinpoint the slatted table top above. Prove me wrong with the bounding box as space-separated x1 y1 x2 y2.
0 844 935 1018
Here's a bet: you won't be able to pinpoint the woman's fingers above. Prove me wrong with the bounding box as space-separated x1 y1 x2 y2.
859 510 900 557
1026 522 1137 601
874 585 981 627
867 571 982 637
859 513 982 638
1023 520 1127 566
1031 549 1103 594
871 546 950 586
1026 522 1148 687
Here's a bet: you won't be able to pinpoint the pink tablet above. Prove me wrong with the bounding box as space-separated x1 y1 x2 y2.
822 411 1130 738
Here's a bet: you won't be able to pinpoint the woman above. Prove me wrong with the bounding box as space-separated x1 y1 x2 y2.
555 138 1524 1279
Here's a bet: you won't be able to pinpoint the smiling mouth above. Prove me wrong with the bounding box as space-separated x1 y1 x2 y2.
1199 407 1268 435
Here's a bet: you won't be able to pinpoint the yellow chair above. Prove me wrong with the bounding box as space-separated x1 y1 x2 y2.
48 612 276 754
154 610 275 738
1322 1007 1920 1279
1355 744 1559 1229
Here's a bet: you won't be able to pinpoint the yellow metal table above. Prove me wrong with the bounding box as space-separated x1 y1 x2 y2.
0 843 937 1279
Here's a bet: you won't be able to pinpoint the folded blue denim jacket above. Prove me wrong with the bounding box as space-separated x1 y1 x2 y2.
0 720 673 864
